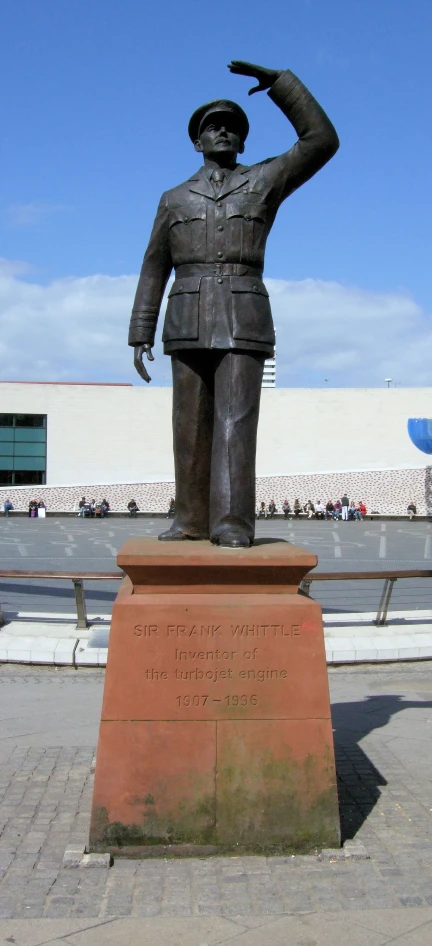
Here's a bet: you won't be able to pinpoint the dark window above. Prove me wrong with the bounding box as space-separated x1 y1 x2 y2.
13 470 45 486
0 470 13 486
14 414 46 428
0 414 47 484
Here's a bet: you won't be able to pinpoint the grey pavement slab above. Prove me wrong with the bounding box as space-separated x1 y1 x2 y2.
1 911 432 945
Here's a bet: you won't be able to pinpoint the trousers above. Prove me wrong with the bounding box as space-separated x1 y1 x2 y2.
170 349 265 541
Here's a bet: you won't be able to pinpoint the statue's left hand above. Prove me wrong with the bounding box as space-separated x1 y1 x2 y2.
228 60 282 95
133 344 154 383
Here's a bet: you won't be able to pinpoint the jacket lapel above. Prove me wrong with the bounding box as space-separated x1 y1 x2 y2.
218 166 250 199
188 168 216 200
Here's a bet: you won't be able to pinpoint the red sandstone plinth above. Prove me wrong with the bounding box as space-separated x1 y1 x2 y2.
89 538 340 855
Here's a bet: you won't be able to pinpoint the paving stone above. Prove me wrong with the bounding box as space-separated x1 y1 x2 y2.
62 847 85 868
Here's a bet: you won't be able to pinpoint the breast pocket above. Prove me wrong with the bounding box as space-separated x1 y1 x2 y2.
230 276 275 345
225 201 267 261
168 207 207 262
162 276 202 342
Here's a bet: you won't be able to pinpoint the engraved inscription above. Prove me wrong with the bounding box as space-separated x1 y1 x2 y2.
167 624 222 637
239 668 287 681
175 648 236 660
176 695 209 707
175 667 233 682
131 618 304 712
231 624 296 637
224 694 258 706
134 624 159 637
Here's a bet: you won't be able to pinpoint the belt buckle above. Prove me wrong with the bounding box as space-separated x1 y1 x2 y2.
213 263 222 276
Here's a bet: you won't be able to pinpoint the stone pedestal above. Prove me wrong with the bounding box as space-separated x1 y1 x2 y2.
89 538 340 855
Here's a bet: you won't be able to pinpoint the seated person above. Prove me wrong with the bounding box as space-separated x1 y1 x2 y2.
268 499 277 518
293 499 302 517
304 500 315 519
407 501 417 521
333 500 342 519
348 501 357 520
315 500 325 519
325 501 334 519
28 499 38 518
127 499 139 516
282 499 291 519
355 501 367 520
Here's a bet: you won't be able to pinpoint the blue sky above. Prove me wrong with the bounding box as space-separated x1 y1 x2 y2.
1 0 432 386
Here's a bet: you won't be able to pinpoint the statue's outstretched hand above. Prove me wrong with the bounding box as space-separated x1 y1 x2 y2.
134 344 154 383
228 60 282 95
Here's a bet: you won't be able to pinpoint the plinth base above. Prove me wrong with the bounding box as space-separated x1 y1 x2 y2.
89 539 340 855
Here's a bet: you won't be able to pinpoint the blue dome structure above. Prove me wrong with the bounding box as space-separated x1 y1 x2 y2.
408 418 432 455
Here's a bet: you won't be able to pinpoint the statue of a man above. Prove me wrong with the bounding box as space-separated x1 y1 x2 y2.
129 61 339 547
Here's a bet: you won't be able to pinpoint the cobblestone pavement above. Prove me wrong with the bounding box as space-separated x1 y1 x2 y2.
0 663 431 919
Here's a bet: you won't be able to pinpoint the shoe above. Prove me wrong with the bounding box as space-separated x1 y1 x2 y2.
158 524 208 541
212 531 251 548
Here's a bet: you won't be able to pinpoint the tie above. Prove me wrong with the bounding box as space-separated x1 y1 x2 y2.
211 168 225 194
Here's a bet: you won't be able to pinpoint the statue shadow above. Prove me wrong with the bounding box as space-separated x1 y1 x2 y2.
332 694 432 841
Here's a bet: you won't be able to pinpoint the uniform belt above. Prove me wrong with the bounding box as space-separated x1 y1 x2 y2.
175 263 263 279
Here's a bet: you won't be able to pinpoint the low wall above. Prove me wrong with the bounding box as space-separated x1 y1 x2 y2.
0 467 428 516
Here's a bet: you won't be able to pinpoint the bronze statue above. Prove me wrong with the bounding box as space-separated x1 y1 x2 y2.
129 61 339 547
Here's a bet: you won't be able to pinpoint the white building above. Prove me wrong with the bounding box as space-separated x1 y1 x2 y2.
1 382 431 514
262 355 276 388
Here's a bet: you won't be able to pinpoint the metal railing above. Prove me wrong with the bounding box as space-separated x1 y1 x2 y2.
299 569 432 625
0 568 431 629
0 570 122 630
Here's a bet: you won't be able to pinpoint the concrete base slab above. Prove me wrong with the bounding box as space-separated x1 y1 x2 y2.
75 640 108 666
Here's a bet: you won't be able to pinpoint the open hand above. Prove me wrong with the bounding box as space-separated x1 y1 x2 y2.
228 60 282 95
133 344 154 383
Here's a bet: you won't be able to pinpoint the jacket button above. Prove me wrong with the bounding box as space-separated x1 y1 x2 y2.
217 278 223 284
184 217 189 223
245 214 251 220
217 252 223 258
217 202 222 208
179 285 183 290
217 225 224 231
253 285 259 291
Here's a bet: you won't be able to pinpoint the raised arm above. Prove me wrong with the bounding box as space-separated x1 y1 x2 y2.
228 60 339 201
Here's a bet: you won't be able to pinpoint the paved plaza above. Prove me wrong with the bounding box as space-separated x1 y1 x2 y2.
0 662 431 937
1 520 432 942
1 516 432 616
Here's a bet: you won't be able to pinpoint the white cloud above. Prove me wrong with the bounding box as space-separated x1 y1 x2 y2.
3 202 71 226
0 257 33 277
0 261 431 387
269 278 432 387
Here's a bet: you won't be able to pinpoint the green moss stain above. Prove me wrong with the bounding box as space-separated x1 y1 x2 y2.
90 794 218 850
90 743 340 855
215 745 339 852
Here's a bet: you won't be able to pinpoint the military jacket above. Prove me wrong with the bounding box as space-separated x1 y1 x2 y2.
129 70 338 356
